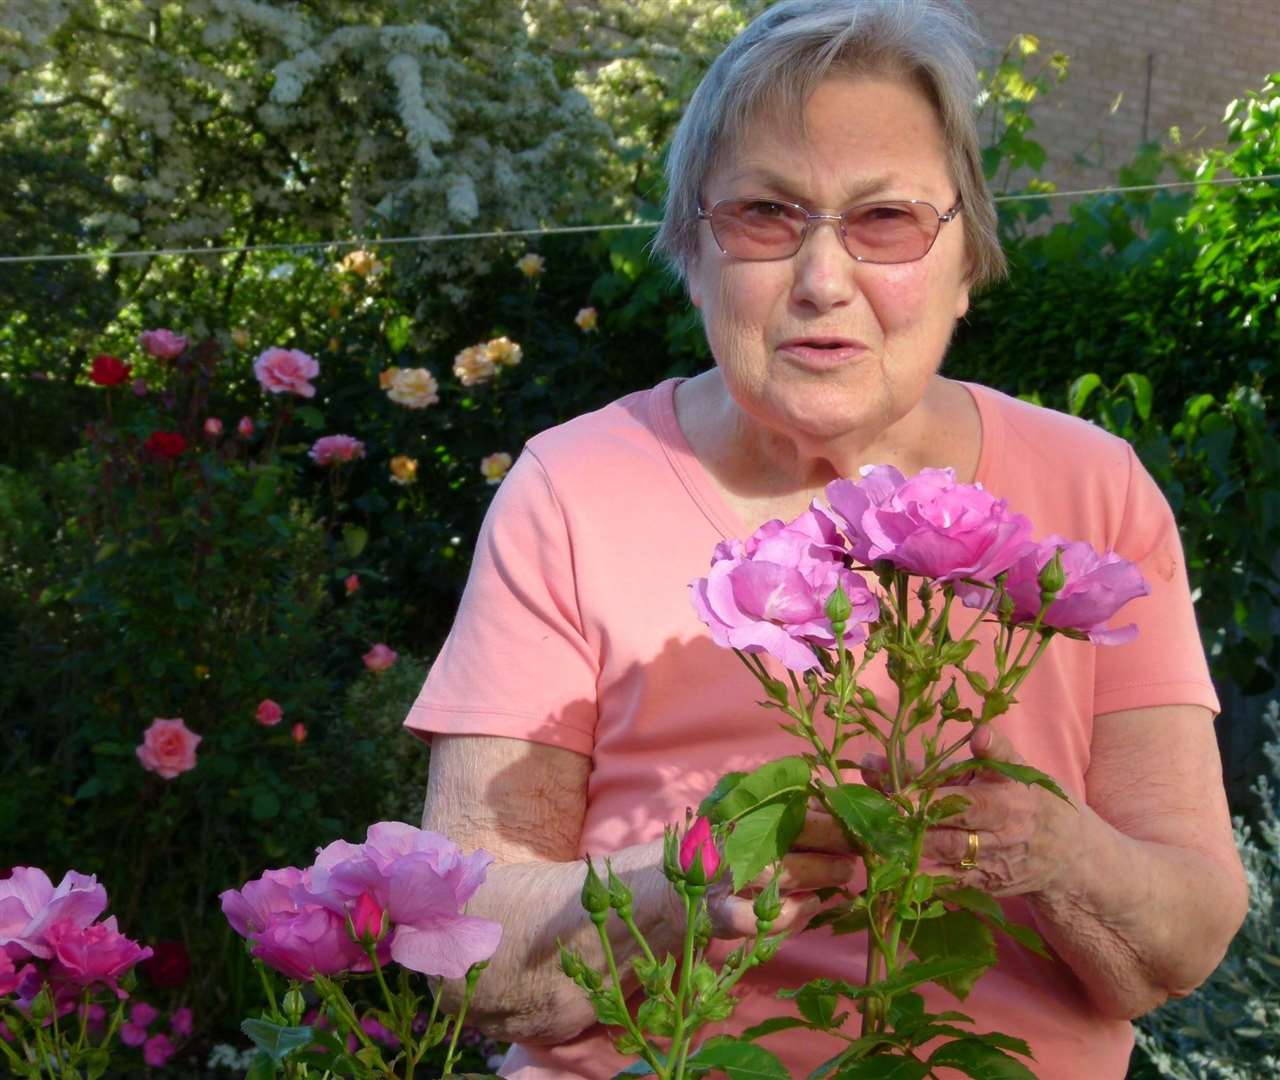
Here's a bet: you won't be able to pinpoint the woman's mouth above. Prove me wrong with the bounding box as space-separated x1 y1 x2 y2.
776 337 868 367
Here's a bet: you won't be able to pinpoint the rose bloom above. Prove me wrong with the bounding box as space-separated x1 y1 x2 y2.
45 917 153 997
254 347 319 398
389 455 418 485
480 452 513 485
309 434 365 466
143 1033 176 1067
203 417 223 438
291 722 307 744
452 345 495 387
344 574 360 595
139 329 188 360
574 307 598 332
0 867 107 960
170 1006 194 1037
237 416 255 438
362 643 398 672
515 252 545 278
255 699 284 726
136 718 201 779
679 817 721 883
143 431 187 460
337 249 381 277
378 366 400 390
90 354 131 386
385 367 440 408
485 336 522 368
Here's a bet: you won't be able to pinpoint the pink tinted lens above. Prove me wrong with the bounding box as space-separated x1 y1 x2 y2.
711 200 806 258
843 203 937 261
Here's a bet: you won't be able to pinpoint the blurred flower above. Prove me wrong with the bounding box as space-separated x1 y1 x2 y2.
574 307 598 332
139 329 188 360
237 416 254 438
360 1015 399 1048
255 699 284 727
121 1020 149 1046
337 249 382 277
486 336 522 368
170 1006 194 1037
230 328 251 349
452 344 495 387
131 377 149 397
385 368 439 408
291 723 307 744
130 1002 159 1027
378 367 400 390
362 643 398 673
309 435 365 466
389 455 418 485
327 336 340 352
144 1033 176 1067
136 718 201 780
193 664 210 680
480 452 513 485
203 417 223 438
140 940 191 989
90 354 131 386
254 347 319 398
143 431 187 460
515 252 545 278
344 574 360 595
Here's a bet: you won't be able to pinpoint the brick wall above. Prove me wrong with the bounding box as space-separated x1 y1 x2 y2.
971 0 1279 190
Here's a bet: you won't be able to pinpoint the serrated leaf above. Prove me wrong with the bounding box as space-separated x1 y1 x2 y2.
685 1036 790 1079
831 1057 930 1079
739 1016 808 1041
926 794 970 822
822 782 909 855
724 794 807 891
795 985 840 1029
907 910 995 1000
705 757 810 825
698 771 749 819
240 1020 313 1063
939 888 1050 959
933 759 1071 803
927 1038 1037 1079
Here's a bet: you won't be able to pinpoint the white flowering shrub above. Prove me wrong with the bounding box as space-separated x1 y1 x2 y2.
1134 701 1280 1080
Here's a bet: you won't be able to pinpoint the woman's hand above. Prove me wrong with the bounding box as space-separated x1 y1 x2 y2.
703 806 857 939
919 725 1080 897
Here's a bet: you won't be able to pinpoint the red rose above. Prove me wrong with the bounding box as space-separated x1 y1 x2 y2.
90 354 132 387
139 940 190 989
143 431 187 460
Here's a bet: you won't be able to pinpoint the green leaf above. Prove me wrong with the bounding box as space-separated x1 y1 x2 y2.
251 471 277 508
905 910 996 999
927 1038 1037 1079
698 771 749 819
831 1057 930 1079
822 782 909 855
933 759 1071 803
245 1051 277 1080
80 1049 110 1080
1120 373 1154 421
74 776 105 801
342 524 368 558
704 756 810 824
738 1016 808 1041
251 789 281 821
795 984 841 1029
294 405 325 431
240 1020 313 1063
937 888 1050 960
385 314 414 352
1067 373 1102 416
685 1037 790 1079
724 794 807 892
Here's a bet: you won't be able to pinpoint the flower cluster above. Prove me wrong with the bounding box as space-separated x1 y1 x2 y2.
452 336 522 388
692 465 1149 671
220 822 501 981
381 366 440 408
120 1001 192 1066
0 868 152 1013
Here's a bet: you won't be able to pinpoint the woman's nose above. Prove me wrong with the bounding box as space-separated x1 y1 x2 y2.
789 220 859 312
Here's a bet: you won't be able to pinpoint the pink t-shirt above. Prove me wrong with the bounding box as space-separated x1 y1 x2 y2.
406 378 1218 1080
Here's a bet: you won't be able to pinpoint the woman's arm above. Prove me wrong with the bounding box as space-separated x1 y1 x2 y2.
926 705 1249 1019
423 733 852 1045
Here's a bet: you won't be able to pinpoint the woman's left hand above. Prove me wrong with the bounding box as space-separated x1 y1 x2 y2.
920 725 1081 898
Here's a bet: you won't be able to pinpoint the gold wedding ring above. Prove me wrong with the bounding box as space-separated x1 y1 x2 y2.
958 830 980 870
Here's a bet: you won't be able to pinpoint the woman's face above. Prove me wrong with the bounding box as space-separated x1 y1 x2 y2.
688 73 972 447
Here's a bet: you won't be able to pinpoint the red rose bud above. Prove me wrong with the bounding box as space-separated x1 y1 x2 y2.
678 817 720 885
90 354 132 387
140 940 190 989
143 431 187 460
352 892 386 942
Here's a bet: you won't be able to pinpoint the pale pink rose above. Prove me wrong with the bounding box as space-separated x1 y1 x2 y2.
344 574 360 595
203 417 223 438
291 722 307 744
308 434 364 466
253 348 319 398
170 1006 193 1037
255 699 284 727
136 718 201 780
362 643 397 673
479 452 513 485
237 416 255 438
143 1033 175 1067
0 868 108 960
139 329 188 360
220 868 305 938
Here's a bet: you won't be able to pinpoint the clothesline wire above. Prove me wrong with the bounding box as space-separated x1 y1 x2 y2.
1 172 1275 266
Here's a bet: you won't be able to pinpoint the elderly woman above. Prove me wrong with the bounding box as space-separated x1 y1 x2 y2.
407 1 1247 1077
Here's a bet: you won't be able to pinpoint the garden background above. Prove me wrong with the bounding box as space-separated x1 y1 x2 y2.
1 0 1277 1076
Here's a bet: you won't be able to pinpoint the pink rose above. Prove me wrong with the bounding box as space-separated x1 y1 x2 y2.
309 434 364 466
45 917 153 997
255 699 284 727
361 1015 400 1048
203 417 223 438
121 1021 149 1047
352 892 386 941
170 1006 193 1037
963 535 1150 645
678 817 720 883
0 868 107 960
344 574 360 595
220 868 305 938
362 643 397 672
823 465 1032 583
139 329 188 360
0 952 34 996
291 722 307 744
136 718 201 780
690 511 878 672
254 348 319 398
130 1001 159 1027
143 1033 175 1067
237 416 255 438
249 906 366 982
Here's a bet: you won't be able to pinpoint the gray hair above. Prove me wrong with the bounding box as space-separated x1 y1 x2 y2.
653 0 1006 289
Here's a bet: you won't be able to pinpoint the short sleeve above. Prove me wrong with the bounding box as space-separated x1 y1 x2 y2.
404 449 598 755
1092 446 1220 717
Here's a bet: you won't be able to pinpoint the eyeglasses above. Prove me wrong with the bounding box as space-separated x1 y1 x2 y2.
696 196 963 264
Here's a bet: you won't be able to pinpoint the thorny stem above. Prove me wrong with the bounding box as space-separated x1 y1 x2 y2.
593 917 666 1079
